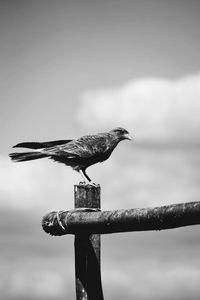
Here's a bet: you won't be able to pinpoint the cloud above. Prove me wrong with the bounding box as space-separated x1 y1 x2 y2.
7 271 64 298
75 74 200 210
0 155 77 211
78 73 200 143
103 262 200 300
2 73 200 212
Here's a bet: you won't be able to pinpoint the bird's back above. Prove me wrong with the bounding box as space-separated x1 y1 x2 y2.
42 132 119 170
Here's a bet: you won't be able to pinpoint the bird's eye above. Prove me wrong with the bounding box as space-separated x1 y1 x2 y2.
112 127 129 135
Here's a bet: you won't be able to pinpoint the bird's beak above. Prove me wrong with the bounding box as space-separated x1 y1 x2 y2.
125 133 133 140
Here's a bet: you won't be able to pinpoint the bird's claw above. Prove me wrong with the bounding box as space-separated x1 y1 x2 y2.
88 181 98 187
56 211 65 230
79 181 98 187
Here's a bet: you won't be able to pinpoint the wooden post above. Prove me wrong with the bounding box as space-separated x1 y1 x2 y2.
42 201 200 236
74 184 104 300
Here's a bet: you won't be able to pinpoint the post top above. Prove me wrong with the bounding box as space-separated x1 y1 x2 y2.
74 183 100 190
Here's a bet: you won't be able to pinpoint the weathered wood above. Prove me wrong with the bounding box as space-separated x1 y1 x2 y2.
74 184 104 300
42 201 200 236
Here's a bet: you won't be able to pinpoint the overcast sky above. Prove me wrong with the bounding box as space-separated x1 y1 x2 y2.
1 0 200 151
1 1 200 299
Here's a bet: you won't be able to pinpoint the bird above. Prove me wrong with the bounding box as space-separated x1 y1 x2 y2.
9 127 132 185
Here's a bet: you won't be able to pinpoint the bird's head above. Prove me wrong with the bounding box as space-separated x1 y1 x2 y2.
110 127 132 141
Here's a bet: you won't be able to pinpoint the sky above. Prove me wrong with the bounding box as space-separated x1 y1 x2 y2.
1 1 200 299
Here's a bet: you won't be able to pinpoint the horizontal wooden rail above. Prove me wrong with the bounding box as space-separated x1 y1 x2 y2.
42 201 200 236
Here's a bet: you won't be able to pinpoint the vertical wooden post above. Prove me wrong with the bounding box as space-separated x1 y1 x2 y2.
74 184 104 300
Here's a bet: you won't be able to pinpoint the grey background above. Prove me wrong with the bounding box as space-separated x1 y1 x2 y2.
1 1 200 299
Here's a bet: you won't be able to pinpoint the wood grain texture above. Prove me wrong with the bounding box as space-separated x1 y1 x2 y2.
74 184 104 300
42 201 200 236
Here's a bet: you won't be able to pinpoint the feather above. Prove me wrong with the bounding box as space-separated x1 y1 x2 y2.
13 140 72 149
9 128 131 183
9 152 46 162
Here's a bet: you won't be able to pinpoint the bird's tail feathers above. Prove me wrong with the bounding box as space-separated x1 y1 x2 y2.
13 140 72 149
13 142 45 149
9 151 46 162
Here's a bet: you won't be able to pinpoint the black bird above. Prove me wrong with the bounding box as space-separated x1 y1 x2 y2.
9 127 132 184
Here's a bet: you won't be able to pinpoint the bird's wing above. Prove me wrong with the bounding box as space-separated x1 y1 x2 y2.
44 134 111 158
13 140 72 149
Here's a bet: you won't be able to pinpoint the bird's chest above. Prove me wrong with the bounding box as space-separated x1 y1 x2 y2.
77 149 112 169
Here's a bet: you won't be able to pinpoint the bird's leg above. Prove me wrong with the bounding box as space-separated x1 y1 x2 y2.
79 169 97 186
79 169 87 184
82 169 91 182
